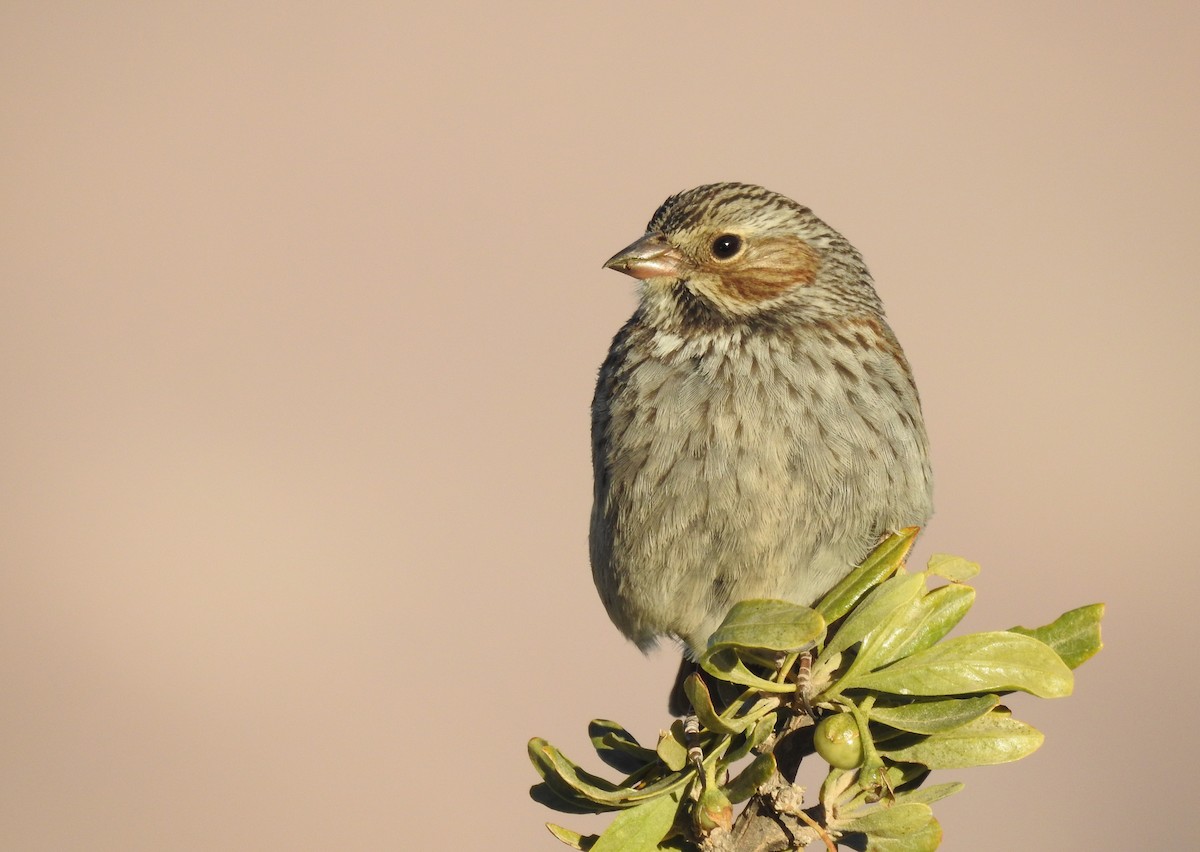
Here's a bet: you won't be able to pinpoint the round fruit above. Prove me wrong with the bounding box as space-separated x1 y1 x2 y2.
813 713 864 769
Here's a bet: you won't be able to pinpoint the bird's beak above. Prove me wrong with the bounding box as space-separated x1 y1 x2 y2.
603 232 685 280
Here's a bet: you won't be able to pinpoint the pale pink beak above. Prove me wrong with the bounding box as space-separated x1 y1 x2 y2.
603 232 685 280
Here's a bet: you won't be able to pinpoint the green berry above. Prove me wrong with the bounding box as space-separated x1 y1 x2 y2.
814 713 864 769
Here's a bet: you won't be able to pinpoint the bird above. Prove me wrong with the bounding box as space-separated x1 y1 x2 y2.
589 183 933 712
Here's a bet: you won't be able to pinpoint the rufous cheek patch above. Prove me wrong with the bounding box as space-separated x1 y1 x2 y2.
715 235 821 304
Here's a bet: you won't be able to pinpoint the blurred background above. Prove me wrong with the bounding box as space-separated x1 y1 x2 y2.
2 2 1196 849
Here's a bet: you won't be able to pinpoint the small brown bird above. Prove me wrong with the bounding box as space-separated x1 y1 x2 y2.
590 183 932 709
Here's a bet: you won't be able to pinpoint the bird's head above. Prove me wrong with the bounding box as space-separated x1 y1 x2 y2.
604 183 883 331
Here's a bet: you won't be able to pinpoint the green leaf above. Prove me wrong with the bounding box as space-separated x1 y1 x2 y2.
872 584 976 669
547 822 597 850
877 712 1044 769
699 648 795 694
837 801 933 837
850 582 974 677
683 675 747 735
656 722 689 773
867 695 999 734
891 782 964 807
726 711 778 762
590 792 682 852
817 527 920 622
530 782 606 815
750 711 777 748
820 766 856 810
925 553 980 582
723 752 776 804
618 767 697 804
1010 603 1105 670
846 632 1074 698
819 572 926 665
532 739 633 806
864 816 942 852
707 599 825 653
532 767 693 820
589 720 657 774
529 738 641 809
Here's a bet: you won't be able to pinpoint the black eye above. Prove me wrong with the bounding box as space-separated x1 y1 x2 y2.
711 234 742 260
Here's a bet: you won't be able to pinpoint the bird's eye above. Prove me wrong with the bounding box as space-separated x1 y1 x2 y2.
711 234 742 260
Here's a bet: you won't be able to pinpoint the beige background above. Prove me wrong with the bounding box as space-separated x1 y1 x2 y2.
2 3 1196 849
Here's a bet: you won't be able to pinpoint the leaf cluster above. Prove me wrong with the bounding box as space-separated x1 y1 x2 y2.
529 529 1103 850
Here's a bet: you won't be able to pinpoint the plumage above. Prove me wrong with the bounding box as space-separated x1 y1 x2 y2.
589 183 933 672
